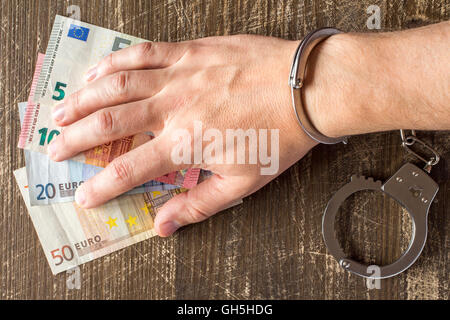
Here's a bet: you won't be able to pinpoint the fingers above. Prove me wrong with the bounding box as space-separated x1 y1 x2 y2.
53 69 167 126
48 98 164 161
74 134 179 208
154 175 247 237
86 41 187 82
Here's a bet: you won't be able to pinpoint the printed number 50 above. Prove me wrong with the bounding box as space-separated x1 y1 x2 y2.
51 246 74 266
52 82 67 101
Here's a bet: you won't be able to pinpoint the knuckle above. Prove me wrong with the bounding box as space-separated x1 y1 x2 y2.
79 179 93 198
55 130 66 147
198 69 214 85
104 53 114 70
185 200 211 223
172 94 194 112
73 90 81 110
184 191 213 223
111 71 129 99
135 42 153 58
183 44 200 59
95 110 115 135
110 157 134 186
51 131 69 159
66 90 81 116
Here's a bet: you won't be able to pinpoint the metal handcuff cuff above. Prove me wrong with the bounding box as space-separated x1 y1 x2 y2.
289 28 440 279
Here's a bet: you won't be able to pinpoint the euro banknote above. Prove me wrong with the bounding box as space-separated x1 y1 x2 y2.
14 167 186 274
18 15 200 188
19 101 179 206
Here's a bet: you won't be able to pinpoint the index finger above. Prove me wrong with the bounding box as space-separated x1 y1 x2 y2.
86 41 188 82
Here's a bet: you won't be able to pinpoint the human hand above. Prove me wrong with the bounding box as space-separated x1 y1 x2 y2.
49 22 450 237
48 35 320 236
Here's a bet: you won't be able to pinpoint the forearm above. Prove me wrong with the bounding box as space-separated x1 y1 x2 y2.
303 21 450 138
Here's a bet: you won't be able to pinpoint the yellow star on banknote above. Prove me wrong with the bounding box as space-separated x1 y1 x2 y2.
125 215 137 227
105 217 118 229
151 191 162 197
94 146 103 155
140 203 152 215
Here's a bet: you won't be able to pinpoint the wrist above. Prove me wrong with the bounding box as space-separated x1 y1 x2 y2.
302 32 408 138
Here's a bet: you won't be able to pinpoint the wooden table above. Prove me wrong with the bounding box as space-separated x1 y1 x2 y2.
0 0 448 299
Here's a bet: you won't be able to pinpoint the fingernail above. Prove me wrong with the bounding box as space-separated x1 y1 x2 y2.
47 139 57 159
85 66 97 82
52 103 65 122
75 186 86 206
158 221 180 237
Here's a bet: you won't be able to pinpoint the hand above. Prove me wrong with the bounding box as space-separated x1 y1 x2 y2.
47 22 450 237
49 35 318 236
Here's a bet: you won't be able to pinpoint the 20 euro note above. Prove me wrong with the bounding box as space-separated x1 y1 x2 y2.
19 101 179 206
14 167 186 275
18 15 200 188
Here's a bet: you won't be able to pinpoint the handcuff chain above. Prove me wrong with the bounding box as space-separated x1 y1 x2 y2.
399 129 440 172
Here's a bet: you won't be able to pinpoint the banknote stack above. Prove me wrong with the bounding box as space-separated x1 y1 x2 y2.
15 15 211 274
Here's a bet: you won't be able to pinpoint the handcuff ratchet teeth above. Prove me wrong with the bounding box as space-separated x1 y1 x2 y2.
322 131 440 279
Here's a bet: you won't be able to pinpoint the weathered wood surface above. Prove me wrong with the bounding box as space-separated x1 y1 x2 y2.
0 0 448 299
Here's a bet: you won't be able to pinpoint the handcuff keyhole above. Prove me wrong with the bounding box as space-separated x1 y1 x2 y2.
409 185 423 198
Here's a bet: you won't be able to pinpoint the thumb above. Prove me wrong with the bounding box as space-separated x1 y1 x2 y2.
154 174 245 237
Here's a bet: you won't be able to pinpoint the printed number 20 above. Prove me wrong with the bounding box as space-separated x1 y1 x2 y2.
36 183 56 200
38 127 60 146
52 82 67 101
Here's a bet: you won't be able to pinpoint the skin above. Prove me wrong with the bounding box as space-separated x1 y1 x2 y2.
48 21 450 237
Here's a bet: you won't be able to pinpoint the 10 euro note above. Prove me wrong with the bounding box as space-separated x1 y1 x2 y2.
19 101 178 206
18 15 200 188
14 167 186 275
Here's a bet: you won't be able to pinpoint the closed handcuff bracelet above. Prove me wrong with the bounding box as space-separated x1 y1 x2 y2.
290 28 441 279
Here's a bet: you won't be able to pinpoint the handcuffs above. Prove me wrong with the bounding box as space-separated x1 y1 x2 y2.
289 28 441 279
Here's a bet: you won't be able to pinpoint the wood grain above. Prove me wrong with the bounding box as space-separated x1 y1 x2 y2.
0 0 448 299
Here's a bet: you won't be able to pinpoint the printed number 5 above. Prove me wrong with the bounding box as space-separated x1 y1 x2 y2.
52 82 67 101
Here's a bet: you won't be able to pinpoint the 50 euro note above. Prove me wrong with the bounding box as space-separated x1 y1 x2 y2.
19 101 178 206
14 167 186 275
18 15 200 188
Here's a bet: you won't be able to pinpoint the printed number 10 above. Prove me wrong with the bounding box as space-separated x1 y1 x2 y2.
38 127 60 145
